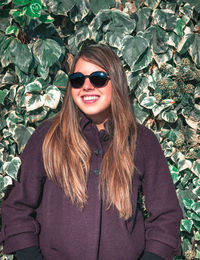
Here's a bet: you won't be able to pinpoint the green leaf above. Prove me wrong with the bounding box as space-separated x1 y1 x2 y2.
140 96 157 109
180 219 193 233
37 65 49 80
90 0 115 15
3 157 21 180
132 48 153 72
5 25 19 36
39 14 54 23
12 0 31 5
45 0 75 15
144 0 160 9
136 7 152 33
153 9 177 30
0 89 9 104
191 160 200 178
53 70 68 87
25 80 43 94
144 26 169 54
132 101 149 124
183 198 194 210
24 0 42 18
25 93 44 112
189 34 200 68
33 39 62 68
43 85 61 109
12 124 35 153
122 35 149 69
3 176 13 189
177 33 195 54
161 110 178 123
70 0 90 23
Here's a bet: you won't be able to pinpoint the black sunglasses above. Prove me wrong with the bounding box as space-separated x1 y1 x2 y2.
69 71 110 89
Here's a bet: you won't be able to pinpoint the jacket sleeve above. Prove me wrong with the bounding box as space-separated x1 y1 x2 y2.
138 125 182 260
0 121 50 254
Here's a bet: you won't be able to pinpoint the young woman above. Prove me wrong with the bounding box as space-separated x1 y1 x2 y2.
0 44 182 260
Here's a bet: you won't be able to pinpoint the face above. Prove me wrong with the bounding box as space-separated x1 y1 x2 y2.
71 58 112 128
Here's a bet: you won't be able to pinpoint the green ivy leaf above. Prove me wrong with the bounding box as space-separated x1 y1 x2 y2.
183 198 194 210
122 35 149 69
191 160 200 178
43 85 61 109
39 14 55 23
3 157 21 180
180 219 193 233
25 80 43 94
177 33 195 54
189 34 200 68
0 89 9 104
144 0 160 10
24 0 42 18
33 39 62 68
161 110 178 123
136 7 152 33
12 124 35 153
132 101 149 124
53 70 68 87
12 0 31 5
90 0 115 15
5 25 19 36
70 0 90 23
25 93 44 112
45 0 75 15
140 96 157 109
153 9 177 30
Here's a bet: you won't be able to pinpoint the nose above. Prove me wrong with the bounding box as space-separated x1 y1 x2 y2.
82 77 95 90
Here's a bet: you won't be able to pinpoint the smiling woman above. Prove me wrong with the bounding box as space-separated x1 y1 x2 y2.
0 44 182 260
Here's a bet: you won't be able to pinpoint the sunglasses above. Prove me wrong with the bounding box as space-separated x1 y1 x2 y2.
69 71 110 89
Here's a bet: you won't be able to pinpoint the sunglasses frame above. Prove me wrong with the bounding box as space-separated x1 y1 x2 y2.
69 71 110 89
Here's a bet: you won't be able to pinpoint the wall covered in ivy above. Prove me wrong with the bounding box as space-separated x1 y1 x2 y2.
0 0 200 259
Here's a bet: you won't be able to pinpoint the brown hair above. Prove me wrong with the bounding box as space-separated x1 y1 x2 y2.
42 44 137 219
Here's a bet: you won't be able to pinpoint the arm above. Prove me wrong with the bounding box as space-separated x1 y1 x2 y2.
0 121 50 254
16 246 43 260
138 125 182 260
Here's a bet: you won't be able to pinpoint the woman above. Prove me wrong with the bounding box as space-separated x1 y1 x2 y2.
0 44 182 260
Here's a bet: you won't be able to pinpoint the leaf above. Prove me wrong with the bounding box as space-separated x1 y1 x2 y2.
153 9 177 30
191 160 200 178
43 85 61 109
177 33 195 54
122 35 149 69
33 39 62 68
5 25 19 36
90 0 115 15
178 159 192 172
12 124 35 153
37 65 49 80
144 26 169 54
0 89 9 104
161 110 178 123
45 0 75 15
144 0 160 10
24 0 42 18
140 96 157 109
70 0 90 23
25 80 43 94
3 176 13 189
53 70 68 87
189 34 200 68
39 14 55 23
3 157 21 180
25 93 44 112
136 7 152 33
180 219 193 233
132 101 149 124
12 0 31 5
183 198 194 210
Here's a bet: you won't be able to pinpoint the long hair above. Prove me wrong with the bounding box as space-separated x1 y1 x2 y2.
42 44 137 220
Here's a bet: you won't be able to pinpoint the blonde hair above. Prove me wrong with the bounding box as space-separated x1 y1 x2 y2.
42 44 137 219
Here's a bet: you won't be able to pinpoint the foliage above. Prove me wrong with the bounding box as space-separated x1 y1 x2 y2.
0 0 200 259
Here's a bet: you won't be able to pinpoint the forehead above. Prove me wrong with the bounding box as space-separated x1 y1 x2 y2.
74 58 106 74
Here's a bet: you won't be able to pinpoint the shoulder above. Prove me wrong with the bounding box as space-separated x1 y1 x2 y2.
135 122 163 157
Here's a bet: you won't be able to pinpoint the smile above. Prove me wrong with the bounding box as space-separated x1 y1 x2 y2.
82 95 99 103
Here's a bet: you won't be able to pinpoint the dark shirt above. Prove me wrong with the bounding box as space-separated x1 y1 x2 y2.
0 117 182 260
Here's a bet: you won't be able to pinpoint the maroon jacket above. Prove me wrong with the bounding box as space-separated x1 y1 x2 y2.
0 117 182 260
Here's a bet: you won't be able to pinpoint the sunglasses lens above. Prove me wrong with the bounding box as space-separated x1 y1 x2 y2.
69 71 109 88
90 72 108 87
69 73 85 88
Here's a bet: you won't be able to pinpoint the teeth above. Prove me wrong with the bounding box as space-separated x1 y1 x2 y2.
83 96 98 101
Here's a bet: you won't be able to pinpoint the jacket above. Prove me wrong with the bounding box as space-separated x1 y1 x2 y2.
0 117 182 259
